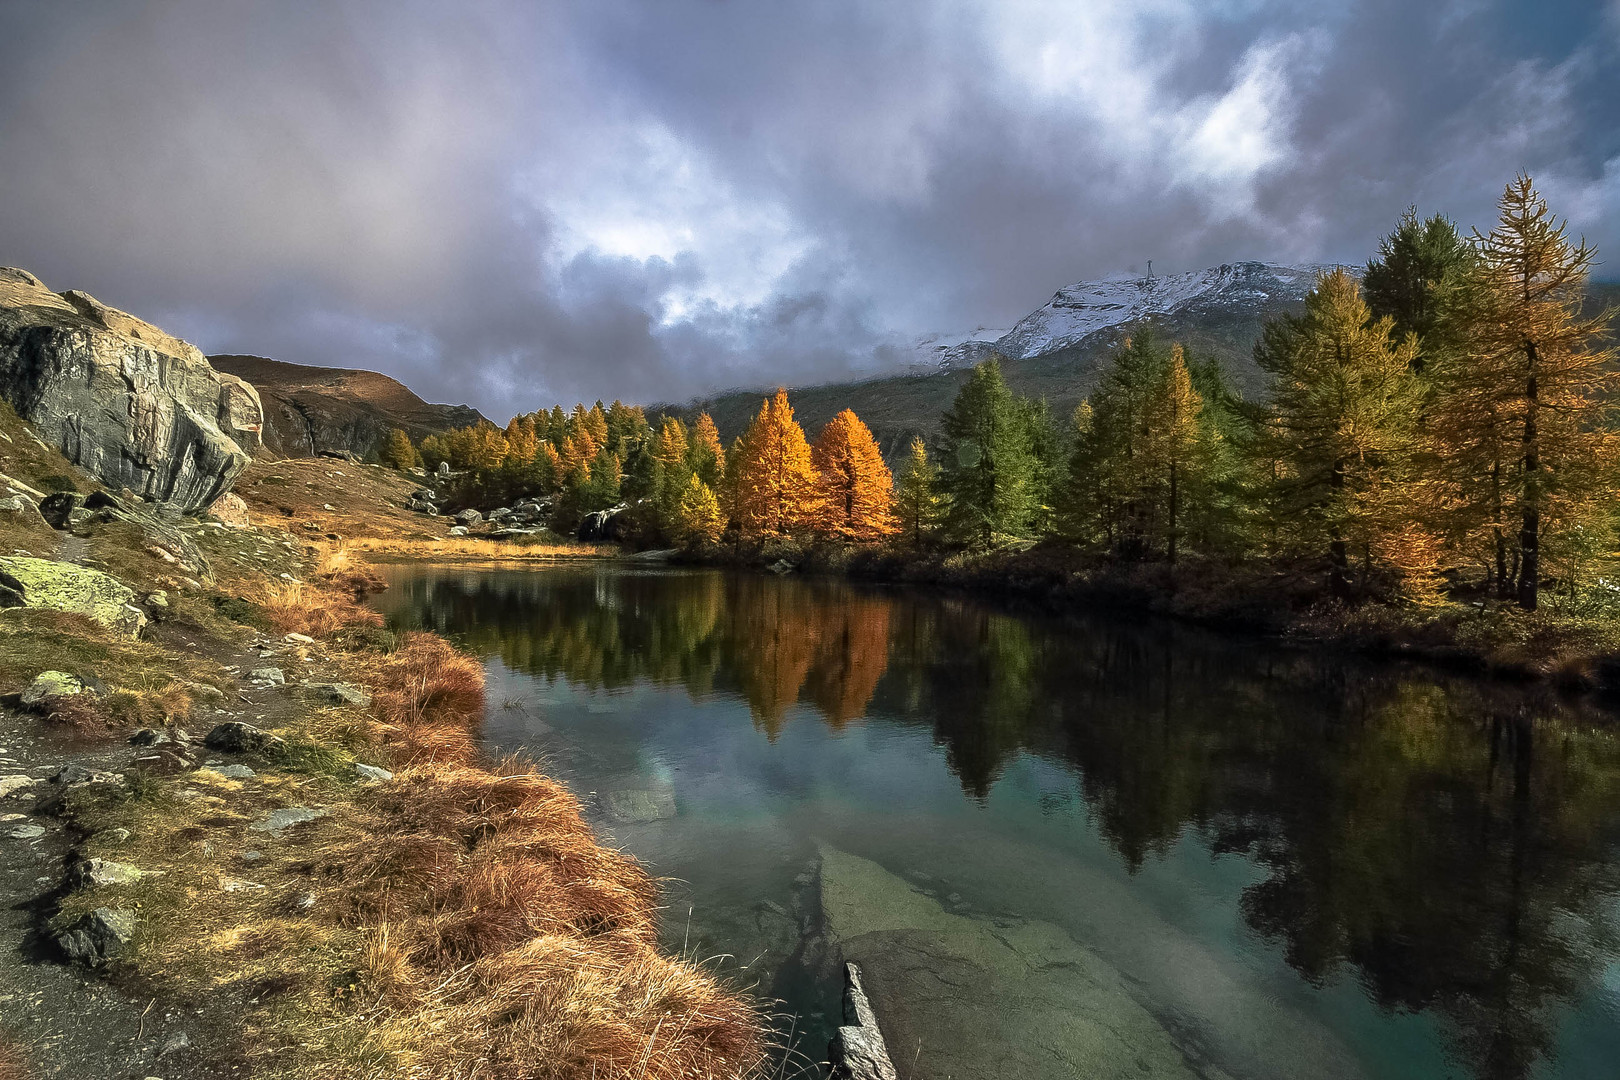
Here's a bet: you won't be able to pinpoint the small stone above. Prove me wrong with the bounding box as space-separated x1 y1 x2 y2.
95 827 133 845
250 806 327 834
203 722 285 754
51 764 121 786
146 590 168 608
239 849 263 862
70 857 144 888
282 632 315 645
454 508 483 526
4 823 44 840
248 667 285 685
129 728 172 746
159 1030 192 1057
353 763 393 783
305 682 372 708
448 525 469 537
56 907 136 966
198 764 256 780
0 775 36 798
219 877 264 892
21 670 91 706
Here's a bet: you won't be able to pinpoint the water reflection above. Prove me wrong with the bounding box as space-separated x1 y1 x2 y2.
377 565 1620 1080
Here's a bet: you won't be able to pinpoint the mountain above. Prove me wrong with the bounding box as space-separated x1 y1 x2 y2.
209 354 486 460
670 261 1336 454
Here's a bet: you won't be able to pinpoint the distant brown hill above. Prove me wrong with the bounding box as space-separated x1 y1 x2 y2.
209 354 485 459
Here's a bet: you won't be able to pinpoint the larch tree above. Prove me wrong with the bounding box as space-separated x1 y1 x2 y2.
1140 345 1205 564
688 412 726 490
675 473 725 545
811 409 898 540
894 437 942 549
734 389 818 538
1255 268 1432 599
379 428 419 470
1438 176 1619 610
938 358 1037 546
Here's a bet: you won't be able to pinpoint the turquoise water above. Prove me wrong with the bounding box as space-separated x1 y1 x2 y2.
374 564 1620 1080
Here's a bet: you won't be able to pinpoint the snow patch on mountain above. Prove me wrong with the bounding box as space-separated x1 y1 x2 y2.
929 261 1338 369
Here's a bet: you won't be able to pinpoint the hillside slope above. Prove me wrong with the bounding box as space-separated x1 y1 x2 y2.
210 354 485 460
673 262 1328 454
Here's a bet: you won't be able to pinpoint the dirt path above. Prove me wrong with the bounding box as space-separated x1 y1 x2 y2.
0 630 351 1080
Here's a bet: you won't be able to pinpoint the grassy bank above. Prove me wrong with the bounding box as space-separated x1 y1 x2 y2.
0 415 765 1078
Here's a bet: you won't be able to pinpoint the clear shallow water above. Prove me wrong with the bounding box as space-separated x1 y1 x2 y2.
373 564 1620 1080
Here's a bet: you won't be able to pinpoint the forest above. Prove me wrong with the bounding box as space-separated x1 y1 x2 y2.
386 177 1617 616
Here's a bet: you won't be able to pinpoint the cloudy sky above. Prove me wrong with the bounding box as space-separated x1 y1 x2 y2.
1 1 1616 418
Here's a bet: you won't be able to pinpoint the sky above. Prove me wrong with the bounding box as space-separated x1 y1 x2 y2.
1 1 1617 419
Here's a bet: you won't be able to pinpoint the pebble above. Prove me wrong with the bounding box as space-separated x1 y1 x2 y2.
249 667 286 685
250 806 327 833
0 774 36 798
354 763 393 783
5 824 46 840
199 764 256 780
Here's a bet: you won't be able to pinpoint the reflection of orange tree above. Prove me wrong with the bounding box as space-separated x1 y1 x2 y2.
804 595 892 729
724 576 820 739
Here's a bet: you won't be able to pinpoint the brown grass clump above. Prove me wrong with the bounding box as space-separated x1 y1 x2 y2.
0 1035 29 1080
323 757 763 1078
364 632 487 764
259 577 384 639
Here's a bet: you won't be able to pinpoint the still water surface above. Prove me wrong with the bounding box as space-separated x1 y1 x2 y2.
374 564 1620 1080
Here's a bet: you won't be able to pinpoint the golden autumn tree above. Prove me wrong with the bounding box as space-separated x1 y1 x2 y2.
734 389 817 538
1430 176 1619 609
810 409 899 540
894 437 941 548
1140 345 1205 564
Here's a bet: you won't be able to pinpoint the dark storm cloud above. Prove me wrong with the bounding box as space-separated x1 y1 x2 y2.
0 1 1615 419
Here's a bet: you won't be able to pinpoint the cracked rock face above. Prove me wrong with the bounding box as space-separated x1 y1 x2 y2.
0 267 263 510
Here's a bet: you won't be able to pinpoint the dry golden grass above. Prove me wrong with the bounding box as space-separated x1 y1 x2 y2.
349 536 611 562
0 1037 29 1080
56 557 765 1080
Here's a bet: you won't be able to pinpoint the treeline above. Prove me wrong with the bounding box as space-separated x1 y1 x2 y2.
387 177 1616 612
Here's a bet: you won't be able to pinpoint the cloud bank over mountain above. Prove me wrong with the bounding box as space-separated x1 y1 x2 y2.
0 0 1615 416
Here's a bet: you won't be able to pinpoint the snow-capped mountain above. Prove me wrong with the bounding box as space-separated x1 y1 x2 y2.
929 261 1337 369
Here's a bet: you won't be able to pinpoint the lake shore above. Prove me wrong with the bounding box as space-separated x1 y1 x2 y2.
668 539 1620 697
0 435 765 1079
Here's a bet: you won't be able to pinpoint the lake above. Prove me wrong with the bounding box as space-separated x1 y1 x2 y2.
373 563 1620 1080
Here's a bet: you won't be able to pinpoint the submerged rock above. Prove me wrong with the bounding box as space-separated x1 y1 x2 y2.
602 787 676 824
0 267 262 509
815 845 1209 1080
0 556 147 636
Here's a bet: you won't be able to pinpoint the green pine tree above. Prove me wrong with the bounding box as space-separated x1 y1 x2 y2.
938 358 1037 547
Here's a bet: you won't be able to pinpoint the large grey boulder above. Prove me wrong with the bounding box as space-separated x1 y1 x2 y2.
0 267 264 510
0 556 147 636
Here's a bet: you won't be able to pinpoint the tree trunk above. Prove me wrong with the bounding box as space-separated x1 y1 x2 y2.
1329 458 1348 597
1167 461 1179 565
1518 355 1539 611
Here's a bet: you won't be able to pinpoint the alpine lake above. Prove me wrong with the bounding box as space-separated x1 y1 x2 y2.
371 562 1620 1080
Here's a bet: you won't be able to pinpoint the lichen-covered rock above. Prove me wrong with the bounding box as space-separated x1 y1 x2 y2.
0 556 147 636
204 720 285 754
0 267 263 510
20 670 93 706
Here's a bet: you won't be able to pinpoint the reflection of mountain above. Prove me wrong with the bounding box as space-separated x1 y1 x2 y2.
379 566 1620 1080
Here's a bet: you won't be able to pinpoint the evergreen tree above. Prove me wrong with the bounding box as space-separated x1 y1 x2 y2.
1364 208 1477 357
688 413 726 490
938 358 1036 546
734 389 818 538
810 409 898 540
1255 268 1433 599
894 437 941 548
674 474 724 545
1141 345 1205 564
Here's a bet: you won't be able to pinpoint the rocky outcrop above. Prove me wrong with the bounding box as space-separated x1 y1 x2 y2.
0 268 263 510
208 353 484 460
829 964 897 1080
0 556 147 637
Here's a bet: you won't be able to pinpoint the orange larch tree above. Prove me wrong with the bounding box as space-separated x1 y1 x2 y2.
734 389 818 538
811 409 898 540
